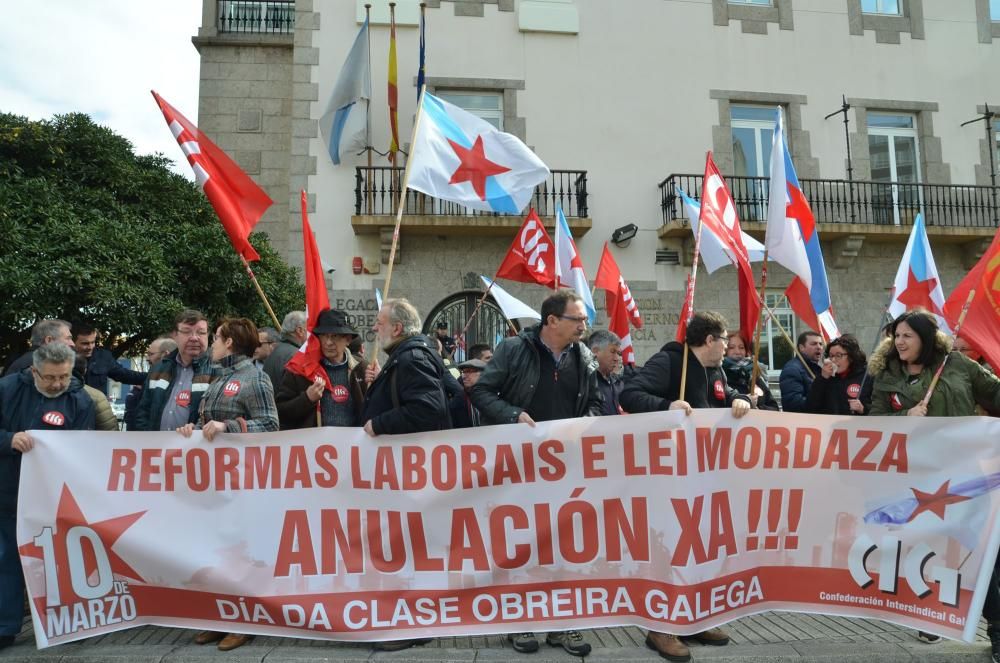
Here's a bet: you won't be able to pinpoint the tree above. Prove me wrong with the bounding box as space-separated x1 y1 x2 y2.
0 112 304 363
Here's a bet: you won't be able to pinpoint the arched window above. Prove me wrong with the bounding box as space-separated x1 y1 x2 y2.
423 291 520 362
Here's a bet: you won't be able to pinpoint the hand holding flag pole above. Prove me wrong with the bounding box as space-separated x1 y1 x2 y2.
921 288 977 407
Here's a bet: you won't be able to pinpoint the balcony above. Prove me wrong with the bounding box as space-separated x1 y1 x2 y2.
352 167 592 263
217 0 295 34
658 173 1000 268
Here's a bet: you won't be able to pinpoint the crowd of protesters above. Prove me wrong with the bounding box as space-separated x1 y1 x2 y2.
1 294 998 660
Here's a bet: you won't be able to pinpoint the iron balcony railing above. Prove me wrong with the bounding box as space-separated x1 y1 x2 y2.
217 0 295 34
355 167 589 218
659 174 1000 229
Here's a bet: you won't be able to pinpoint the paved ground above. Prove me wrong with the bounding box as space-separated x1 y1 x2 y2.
0 612 993 662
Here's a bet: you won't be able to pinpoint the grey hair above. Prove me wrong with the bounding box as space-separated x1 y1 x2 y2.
30 319 71 348
280 311 306 336
384 298 422 337
259 326 280 343
155 337 178 355
588 329 621 351
33 342 76 369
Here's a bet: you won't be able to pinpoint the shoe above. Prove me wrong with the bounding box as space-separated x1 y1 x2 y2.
645 631 691 662
372 638 432 652
680 627 730 646
0 635 14 650
917 630 941 644
546 630 592 656
193 630 225 645
508 632 540 653
217 633 253 651
989 623 1000 663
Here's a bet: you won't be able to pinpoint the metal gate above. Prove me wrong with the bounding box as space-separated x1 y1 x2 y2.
423 291 519 363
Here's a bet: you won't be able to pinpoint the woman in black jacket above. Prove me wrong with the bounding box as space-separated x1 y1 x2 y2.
805 334 872 415
722 332 779 411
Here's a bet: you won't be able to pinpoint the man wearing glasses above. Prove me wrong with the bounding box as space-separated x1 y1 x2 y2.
133 310 214 431
253 327 280 371
471 289 602 657
0 342 94 649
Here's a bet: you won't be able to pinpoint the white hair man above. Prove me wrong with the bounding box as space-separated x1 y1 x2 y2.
263 311 307 388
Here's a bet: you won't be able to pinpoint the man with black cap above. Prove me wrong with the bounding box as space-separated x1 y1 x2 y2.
275 309 369 429
435 320 457 360
450 358 486 428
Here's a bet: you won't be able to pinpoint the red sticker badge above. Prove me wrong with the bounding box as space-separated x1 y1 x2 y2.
847 383 862 398
176 389 191 408
332 385 350 403
223 381 241 397
713 380 726 401
42 411 65 427
890 393 903 411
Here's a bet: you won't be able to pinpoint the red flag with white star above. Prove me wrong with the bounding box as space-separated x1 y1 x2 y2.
152 91 272 262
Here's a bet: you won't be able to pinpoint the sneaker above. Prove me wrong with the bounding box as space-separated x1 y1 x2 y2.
508 632 539 653
680 626 730 646
917 630 941 644
372 637 432 652
645 631 691 662
988 623 1000 662
546 630 592 656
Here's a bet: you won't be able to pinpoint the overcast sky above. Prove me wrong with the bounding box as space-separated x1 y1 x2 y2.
0 0 202 175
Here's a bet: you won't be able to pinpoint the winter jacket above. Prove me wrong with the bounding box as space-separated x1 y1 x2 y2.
83 385 120 431
263 337 301 391
869 334 1000 417
722 357 779 411
133 350 214 431
449 391 481 428
805 363 873 415
362 334 451 435
276 352 368 429
0 370 95 513
198 354 279 433
779 356 822 413
83 348 146 395
620 341 749 413
470 326 603 425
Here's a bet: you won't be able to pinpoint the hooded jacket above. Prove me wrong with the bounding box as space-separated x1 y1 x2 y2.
470 325 603 425
362 334 451 435
868 333 1000 417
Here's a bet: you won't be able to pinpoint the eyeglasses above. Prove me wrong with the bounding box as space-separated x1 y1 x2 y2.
260 340 277 346
828 352 849 359
34 370 71 384
558 315 589 324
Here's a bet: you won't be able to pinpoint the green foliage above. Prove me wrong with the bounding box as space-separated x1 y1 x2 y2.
0 112 303 361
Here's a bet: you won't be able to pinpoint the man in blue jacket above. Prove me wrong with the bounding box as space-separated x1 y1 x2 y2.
73 323 147 396
779 330 824 412
0 342 95 648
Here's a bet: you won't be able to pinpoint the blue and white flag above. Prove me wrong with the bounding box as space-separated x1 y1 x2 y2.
888 214 949 331
480 276 540 322
678 187 765 274
407 92 549 214
320 17 370 165
555 205 596 324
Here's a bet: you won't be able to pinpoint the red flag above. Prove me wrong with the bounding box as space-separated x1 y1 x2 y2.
700 153 761 342
495 208 556 287
284 191 333 391
152 91 272 262
676 275 695 344
943 229 1000 371
606 291 638 366
595 243 643 329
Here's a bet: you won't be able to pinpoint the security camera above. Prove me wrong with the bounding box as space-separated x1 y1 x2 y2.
322 259 336 275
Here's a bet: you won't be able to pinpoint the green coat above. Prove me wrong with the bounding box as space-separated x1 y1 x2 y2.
868 334 1000 416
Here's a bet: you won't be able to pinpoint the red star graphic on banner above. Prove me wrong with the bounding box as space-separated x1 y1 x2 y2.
19 485 146 601
896 269 942 314
447 135 510 201
907 480 970 522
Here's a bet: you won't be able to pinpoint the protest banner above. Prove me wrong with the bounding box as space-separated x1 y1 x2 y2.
17 411 1000 647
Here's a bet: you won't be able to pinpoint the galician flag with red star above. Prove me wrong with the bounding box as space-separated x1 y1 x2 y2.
406 92 549 213
888 213 949 331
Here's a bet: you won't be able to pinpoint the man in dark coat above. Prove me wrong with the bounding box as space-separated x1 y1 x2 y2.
4 319 75 376
73 322 147 396
0 342 95 648
263 311 307 389
619 311 751 662
588 329 624 416
362 299 450 437
449 358 485 428
470 290 599 657
780 330 824 412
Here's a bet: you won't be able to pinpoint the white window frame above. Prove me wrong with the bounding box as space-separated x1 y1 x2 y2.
728 0 772 5
435 91 504 131
867 112 923 225
760 293 797 380
861 0 901 15
730 105 776 221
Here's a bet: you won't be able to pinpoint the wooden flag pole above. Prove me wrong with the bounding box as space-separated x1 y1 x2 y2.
459 279 497 347
760 301 815 380
921 288 976 406
679 206 707 403
749 251 770 396
240 255 282 329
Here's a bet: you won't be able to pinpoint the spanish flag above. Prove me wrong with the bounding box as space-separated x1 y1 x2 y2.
387 4 399 162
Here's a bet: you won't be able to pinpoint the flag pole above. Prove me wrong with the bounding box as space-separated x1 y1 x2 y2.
364 3 374 214
749 250 770 397
679 209 707 403
382 84 427 299
388 2 400 210
240 255 283 330
761 301 815 380
458 279 497 350
921 288 976 406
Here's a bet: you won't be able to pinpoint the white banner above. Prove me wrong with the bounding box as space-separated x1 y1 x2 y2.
17 411 1000 647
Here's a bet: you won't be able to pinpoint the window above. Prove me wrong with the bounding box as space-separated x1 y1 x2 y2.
861 0 900 15
759 294 796 378
992 0 1000 21
435 92 503 130
730 105 776 221
728 0 772 5
867 112 922 224
217 1 295 34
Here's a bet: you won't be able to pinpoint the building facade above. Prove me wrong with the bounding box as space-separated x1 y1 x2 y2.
193 0 1000 368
